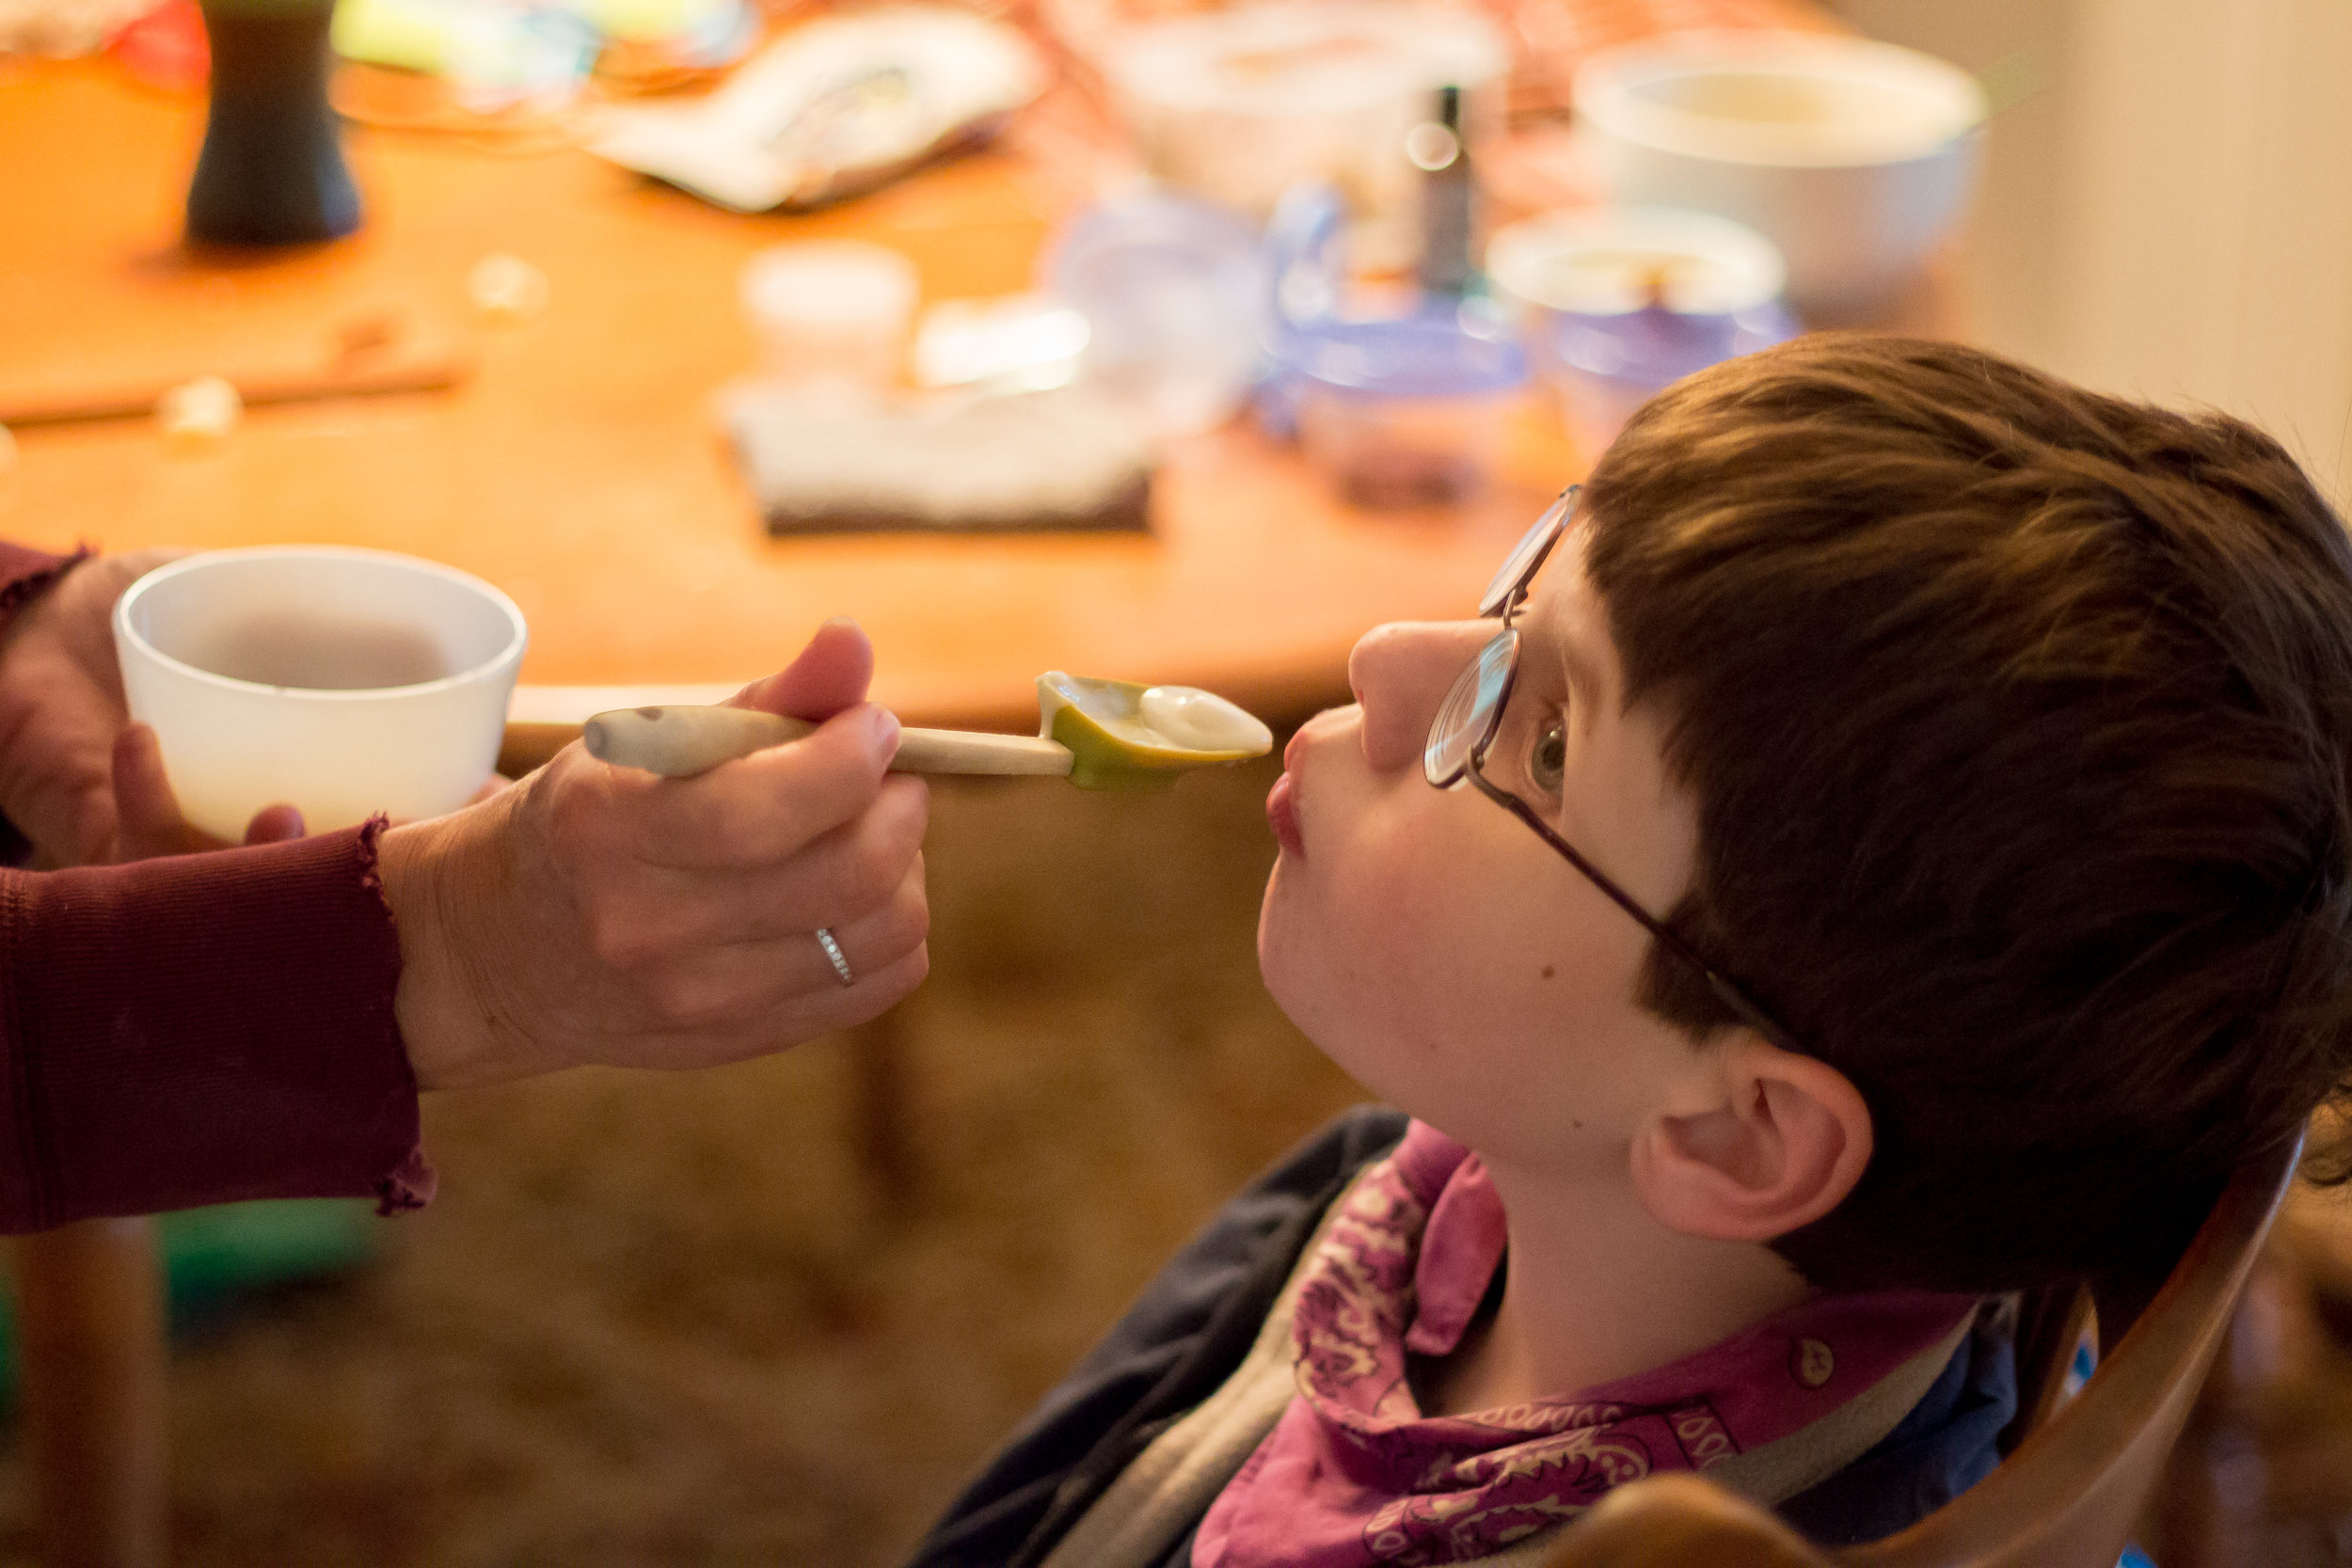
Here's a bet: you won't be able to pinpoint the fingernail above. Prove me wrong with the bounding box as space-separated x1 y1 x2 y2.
869 705 901 757
823 616 863 633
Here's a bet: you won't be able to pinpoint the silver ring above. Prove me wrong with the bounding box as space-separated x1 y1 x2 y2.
814 927 855 988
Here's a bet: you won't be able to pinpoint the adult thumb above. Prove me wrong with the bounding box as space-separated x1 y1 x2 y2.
729 617 875 723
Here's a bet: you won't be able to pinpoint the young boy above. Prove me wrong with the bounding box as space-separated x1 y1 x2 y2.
907 335 2352 1567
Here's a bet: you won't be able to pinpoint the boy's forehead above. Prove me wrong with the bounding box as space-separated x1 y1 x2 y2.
1523 525 1616 708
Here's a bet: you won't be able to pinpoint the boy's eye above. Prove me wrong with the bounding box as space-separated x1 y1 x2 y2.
1529 721 1566 793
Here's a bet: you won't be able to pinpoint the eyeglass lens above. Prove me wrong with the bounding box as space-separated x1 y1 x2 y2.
1422 487 1804 1052
1425 629 1518 787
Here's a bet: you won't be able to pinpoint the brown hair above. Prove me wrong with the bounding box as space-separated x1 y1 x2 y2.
1582 334 2352 1292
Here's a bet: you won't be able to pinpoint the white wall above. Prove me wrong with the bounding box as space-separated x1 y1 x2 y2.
1833 0 2352 507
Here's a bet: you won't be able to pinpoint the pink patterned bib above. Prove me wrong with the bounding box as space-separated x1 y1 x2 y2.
1193 1121 1977 1567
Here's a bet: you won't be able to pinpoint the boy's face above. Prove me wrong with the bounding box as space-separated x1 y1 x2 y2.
1260 527 1712 1177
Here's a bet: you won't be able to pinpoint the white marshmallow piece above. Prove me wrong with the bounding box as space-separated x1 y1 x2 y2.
469 253 550 324
156 375 242 453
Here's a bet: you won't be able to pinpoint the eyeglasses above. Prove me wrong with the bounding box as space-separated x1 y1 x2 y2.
1423 486 1804 1053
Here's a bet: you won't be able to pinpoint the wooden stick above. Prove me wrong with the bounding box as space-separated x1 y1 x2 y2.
581 705 1073 779
0 352 470 429
895 727 1072 775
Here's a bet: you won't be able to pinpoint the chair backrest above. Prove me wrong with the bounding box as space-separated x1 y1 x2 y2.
1540 1132 2301 1568
2000 1281 2096 1455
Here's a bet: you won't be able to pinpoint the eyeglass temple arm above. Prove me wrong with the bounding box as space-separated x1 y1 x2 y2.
1461 769 1804 1053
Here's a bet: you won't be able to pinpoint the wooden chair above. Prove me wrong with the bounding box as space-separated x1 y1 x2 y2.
1540 1134 2303 1568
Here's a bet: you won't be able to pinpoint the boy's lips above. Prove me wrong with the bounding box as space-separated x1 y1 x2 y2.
1266 771 1304 857
1269 721 1332 857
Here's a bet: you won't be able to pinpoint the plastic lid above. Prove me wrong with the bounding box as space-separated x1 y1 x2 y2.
1551 302 1793 388
1290 310 1527 397
1043 191 1268 312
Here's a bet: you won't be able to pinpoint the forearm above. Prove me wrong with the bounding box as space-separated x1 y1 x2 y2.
0 824 424 1230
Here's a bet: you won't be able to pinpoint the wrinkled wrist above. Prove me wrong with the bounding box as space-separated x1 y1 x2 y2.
382 793 538 1090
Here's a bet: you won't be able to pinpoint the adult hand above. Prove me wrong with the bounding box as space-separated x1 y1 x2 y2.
377 619 930 1089
0 550 303 866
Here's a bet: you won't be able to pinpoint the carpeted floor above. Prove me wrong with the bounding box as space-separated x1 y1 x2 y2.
0 749 1364 1566
13 747 2352 1565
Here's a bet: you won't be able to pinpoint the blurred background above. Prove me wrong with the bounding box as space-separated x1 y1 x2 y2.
1832 0 2352 511
5 0 2352 1563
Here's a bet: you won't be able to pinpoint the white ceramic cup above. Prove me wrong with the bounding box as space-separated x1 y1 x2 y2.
114 546 528 840
1573 33 1986 320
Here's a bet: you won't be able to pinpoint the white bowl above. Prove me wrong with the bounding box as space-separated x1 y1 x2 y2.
114 547 528 840
1574 32 1985 319
1486 206 1788 317
1486 207 1795 454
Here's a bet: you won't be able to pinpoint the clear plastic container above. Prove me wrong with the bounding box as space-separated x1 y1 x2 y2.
1042 191 1268 436
739 240 920 396
1292 311 1527 510
114 547 527 839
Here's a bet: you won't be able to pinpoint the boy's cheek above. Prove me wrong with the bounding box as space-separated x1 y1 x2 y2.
1259 834 1456 1038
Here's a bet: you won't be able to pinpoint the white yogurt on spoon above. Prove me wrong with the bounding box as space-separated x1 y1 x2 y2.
1137 684 1272 752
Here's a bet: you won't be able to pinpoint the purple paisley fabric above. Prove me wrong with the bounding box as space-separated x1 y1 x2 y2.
1194 1120 1975 1568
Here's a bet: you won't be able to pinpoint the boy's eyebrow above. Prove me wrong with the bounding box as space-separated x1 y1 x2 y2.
1553 632 1604 714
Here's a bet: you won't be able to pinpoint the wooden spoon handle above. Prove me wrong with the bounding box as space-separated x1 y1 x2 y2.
582 705 1073 780
894 727 1072 776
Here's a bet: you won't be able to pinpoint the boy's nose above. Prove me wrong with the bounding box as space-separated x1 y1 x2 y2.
1347 621 1499 773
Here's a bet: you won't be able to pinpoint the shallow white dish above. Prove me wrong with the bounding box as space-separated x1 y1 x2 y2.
1098 2 1505 272
1574 32 1986 318
1486 206 1788 317
115 547 527 840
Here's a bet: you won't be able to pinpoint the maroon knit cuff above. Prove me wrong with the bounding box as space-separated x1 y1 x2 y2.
375 1146 439 1214
0 823 427 1230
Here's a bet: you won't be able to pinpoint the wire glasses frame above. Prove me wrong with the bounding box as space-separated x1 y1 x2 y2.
1422 486 1804 1053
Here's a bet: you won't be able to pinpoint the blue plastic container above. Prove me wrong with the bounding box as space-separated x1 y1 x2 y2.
1292 310 1527 510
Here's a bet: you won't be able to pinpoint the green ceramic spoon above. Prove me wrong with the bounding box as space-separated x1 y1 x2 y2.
583 672 1273 789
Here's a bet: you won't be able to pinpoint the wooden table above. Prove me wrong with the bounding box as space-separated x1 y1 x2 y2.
0 55 1581 1566
1 61 1576 737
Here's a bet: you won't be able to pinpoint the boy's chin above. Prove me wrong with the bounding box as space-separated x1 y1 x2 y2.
1253 862 1291 989
1255 866 1331 1010
1254 915 1390 1099
1256 869 1430 1109
1255 888 1336 1048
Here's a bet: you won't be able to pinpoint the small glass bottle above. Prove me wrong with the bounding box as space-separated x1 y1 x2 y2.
1411 84 1475 299
185 0 361 246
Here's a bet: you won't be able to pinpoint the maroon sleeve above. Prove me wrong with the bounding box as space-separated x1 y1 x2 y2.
0 819 430 1231
0 541 88 631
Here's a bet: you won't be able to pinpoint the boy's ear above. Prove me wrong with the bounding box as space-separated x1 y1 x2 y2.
1629 1039 1873 1244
